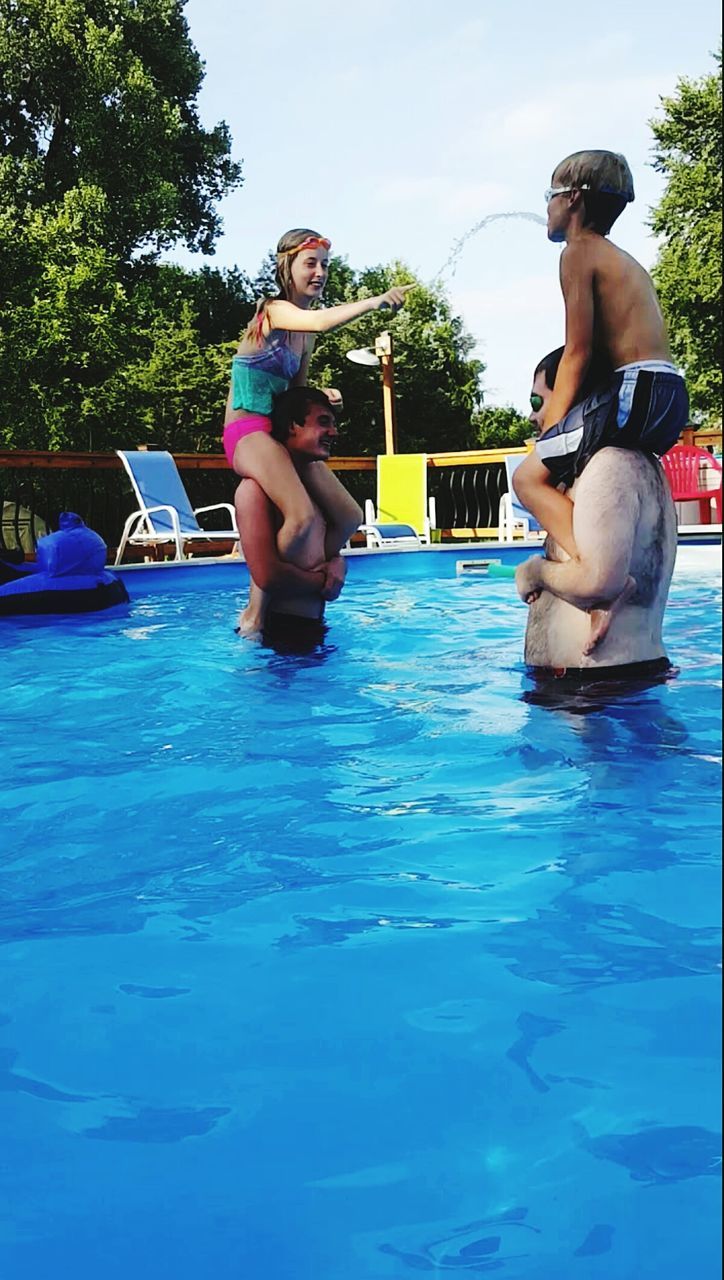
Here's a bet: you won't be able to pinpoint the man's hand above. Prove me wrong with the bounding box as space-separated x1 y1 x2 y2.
515 555 545 605
321 554 347 602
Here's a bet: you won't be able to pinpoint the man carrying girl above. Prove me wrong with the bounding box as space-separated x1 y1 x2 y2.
224 227 410 636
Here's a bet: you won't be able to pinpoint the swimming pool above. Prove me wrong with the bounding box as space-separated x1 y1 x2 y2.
1 545 721 1279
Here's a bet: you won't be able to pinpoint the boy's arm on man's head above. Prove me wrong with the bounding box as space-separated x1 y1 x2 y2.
543 243 595 429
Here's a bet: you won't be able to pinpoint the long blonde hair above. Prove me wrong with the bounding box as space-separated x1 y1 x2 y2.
245 228 326 345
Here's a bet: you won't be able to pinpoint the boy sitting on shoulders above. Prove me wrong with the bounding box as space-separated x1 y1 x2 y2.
513 149 688 652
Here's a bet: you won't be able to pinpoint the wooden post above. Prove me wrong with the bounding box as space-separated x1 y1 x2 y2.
375 331 397 454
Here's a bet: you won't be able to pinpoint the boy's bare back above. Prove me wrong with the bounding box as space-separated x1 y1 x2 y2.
566 232 672 369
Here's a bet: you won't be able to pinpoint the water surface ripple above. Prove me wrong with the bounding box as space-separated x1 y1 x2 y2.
0 559 720 1279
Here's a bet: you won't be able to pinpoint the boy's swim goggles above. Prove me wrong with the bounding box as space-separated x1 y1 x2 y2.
544 184 591 203
544 183 633 204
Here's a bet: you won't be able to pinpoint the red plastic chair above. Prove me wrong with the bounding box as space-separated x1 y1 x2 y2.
661 445 722 524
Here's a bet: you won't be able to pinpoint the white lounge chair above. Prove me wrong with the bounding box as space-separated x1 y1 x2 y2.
361 453 436 549
358 521 422 548
498 454 544 542
115 450 238 565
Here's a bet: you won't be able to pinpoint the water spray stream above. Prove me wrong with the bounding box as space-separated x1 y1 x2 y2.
433 211 546 284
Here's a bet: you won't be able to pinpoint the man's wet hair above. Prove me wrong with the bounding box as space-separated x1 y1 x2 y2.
553 149 635 235
534 345 614 396
271 386 338 443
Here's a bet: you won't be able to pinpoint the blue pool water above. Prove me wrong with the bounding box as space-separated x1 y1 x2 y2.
1 548 721 1280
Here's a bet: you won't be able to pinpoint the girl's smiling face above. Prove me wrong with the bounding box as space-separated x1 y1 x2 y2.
290 245 330 304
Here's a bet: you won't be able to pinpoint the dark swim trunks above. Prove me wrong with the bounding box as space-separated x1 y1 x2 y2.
261 610 327 655
528 656 673 685
536 362 689 488
525 656 676 709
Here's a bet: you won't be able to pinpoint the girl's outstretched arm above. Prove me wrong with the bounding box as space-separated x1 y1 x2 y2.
267 285 412 336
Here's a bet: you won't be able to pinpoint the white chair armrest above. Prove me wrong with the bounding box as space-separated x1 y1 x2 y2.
193 502 237 527
142 504 182 531
358 523 383 548
498 493 511 541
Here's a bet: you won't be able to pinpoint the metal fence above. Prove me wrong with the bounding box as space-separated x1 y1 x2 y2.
428 460 507 531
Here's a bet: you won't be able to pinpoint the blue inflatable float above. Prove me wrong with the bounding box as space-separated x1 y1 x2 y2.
0 513 129 616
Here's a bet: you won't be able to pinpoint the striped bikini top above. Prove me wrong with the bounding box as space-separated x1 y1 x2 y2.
231 334 303 417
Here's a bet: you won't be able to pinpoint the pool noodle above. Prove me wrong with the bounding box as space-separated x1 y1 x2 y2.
486 562 517 579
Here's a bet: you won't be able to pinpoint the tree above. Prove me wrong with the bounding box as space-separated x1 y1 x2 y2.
0 0 243 450
309 259 484 455
0 179 136 448
649 50 722 421
96 300 232 452
0 0 241 257
472 405 531 450
130 262 255 346
0 207 248 449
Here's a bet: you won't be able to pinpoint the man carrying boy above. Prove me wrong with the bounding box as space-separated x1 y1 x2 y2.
519 348 677 685
514 150 688 653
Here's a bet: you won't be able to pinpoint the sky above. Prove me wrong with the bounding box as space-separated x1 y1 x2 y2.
172 0 720 415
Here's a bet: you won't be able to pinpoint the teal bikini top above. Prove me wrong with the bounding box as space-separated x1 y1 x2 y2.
231 335 302 416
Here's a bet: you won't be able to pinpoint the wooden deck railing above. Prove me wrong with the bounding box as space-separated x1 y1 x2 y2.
0 447 527 553
2 431 717 554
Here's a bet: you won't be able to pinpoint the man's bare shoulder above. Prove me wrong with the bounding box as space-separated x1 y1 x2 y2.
573 449 675 594
574 447 664 496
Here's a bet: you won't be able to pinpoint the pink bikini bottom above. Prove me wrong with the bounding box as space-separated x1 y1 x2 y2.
223 415 272 467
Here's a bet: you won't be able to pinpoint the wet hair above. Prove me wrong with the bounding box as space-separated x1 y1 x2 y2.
534 345 614 396
245 228 327 346
553 150 635 235
271 386 337 443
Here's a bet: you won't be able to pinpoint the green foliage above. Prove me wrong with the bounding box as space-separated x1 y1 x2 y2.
0 178 134 448
0 0 242 256
0 225 248 449
472 404 532 450
0 3 484 457
0 0 243 450
95 300 234 452
130 262 255 346
649 49 722 422
310 259 484 455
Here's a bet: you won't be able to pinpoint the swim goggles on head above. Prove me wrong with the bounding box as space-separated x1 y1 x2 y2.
279 236 331 256
530 393 544 413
